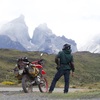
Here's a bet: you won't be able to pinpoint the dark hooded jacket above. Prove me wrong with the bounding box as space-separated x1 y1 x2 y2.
55 49 75 71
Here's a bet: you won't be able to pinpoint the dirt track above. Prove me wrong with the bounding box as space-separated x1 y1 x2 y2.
0 87 84 100
0 87 84 92
0 87 99 100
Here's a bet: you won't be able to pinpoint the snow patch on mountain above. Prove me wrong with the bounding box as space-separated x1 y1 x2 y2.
80 34 100 53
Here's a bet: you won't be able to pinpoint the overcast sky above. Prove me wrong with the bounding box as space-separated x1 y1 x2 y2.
0 0 100 49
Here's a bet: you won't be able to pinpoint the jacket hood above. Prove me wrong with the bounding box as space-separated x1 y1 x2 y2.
63 49 71 54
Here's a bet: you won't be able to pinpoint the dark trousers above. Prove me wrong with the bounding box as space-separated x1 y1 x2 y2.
49 69 70 93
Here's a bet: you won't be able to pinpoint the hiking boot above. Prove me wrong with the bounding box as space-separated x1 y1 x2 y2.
48 91 52 93
64 91 68 93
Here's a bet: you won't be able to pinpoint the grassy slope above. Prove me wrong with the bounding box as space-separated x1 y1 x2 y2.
0 49 100 88
72 52 100 85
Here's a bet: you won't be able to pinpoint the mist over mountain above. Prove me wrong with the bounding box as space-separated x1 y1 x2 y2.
0 15 77 53
80 34 100 53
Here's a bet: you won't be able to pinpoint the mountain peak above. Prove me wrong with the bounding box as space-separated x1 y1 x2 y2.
38 23 48 30
32 23 77 54
0 15 33 51
11 14 25 24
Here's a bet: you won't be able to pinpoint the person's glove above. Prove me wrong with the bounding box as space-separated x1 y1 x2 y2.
71 71 74 77
56 65 60 70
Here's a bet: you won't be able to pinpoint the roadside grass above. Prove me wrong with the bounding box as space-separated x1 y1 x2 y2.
44 89 100 99
70 82 100 90
25 89 100 99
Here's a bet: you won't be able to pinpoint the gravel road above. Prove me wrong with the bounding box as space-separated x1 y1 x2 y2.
0 87 83 92
0 87 99 100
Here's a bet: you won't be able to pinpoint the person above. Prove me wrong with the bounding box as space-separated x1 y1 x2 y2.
49 43 75 93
